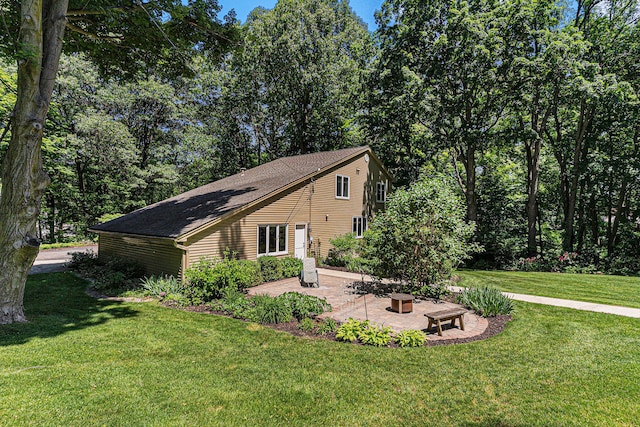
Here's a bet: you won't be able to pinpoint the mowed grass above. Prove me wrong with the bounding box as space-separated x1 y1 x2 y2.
1 273 639 426
458 270 640 308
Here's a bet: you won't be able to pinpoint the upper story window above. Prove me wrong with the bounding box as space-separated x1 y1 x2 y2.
336 174 350 199
376 182 387 203
258 224 287 256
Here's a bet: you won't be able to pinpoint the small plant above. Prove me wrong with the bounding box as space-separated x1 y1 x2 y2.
336 318 369 343
248 294 292 324
457 286 515 317
258 256 283 282
395 329 427 348
298 317 316 331
316 318 338 335
358 324 393 347
141 275 183 298
278 292 332 320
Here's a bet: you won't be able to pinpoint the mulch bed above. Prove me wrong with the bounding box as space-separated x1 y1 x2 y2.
168 300 512 347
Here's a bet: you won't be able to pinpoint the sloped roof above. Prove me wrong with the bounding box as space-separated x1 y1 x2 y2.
89 146 371 239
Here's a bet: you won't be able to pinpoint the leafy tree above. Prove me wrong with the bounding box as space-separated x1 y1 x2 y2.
0 0 238 324
370 0 515 218
221 0 373 160
362 174 481 289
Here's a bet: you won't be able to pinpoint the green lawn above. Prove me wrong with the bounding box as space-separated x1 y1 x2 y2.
457 270 640 308
1 273 639 426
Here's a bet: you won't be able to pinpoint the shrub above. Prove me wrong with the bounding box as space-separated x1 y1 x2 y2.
280 256 303 278
104 257 146 279
414 282 451 301
248 294 292 324
395 329 427 347
325 232 360 267
358 324 393 347
278 292 331 320
67 250 101 271
184 252 261 303
362 173 482 291
69 251 145 294
316 318 338 335
298 317 316 331
141 275 183 298
93 271 125 291
336 318 369 343
208 287 252 318
258 256 282 282
457 286 515 317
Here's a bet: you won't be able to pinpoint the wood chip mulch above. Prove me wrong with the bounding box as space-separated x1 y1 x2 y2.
172 301 512 347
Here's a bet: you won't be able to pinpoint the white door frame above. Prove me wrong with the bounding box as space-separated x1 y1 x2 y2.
294 223 307 260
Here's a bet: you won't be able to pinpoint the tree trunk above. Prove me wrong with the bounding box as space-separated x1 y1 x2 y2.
0 0 68 324
525 135 542 257
465 142 478 223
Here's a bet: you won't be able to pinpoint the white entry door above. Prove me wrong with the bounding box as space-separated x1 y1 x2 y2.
294 224 306 260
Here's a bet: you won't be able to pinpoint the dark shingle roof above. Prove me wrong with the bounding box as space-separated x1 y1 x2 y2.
90 146 369 239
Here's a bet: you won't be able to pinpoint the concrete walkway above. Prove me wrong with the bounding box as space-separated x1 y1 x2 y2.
317 268 640 319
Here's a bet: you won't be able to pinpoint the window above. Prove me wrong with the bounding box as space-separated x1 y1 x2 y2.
336 174 350 199
376 182 386 203
352 216 367 238
257 224 287 256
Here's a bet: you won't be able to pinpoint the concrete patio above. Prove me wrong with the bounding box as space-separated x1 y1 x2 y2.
248 268 488 341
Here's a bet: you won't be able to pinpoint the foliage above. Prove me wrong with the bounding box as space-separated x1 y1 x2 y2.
316 317 338 335
413 282 451 302
208 287 253 319
184 253 262 304
67 250 145 294
280 256 303 278
258 256 283 282
67 250 101 272
221 0 374 158
278 292 331 320
298 317 316 332
258 256 303 282
325 232 360 268
141 275 184 299
394 329 427 348
362 174 482 290
457 286 515 317
247 294 292 324
335 318 369 343
357 324 393 347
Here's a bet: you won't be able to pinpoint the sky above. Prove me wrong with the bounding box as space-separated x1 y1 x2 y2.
222 0 385 30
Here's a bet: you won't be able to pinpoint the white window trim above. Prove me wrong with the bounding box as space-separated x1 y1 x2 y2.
335 174 350 200
376 182 386 203
257 224 288 256
352 216 367 238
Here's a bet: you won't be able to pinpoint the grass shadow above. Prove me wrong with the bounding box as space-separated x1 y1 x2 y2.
0 272 138 346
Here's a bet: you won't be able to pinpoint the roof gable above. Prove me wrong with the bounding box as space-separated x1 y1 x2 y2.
90 146 375 239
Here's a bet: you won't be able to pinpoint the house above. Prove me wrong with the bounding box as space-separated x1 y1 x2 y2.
89 146 391 277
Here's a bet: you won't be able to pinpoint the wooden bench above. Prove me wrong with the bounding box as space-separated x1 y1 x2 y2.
425 308 467 336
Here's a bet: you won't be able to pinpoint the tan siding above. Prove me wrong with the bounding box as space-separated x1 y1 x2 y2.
185 151 391 265
98 234 183 277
